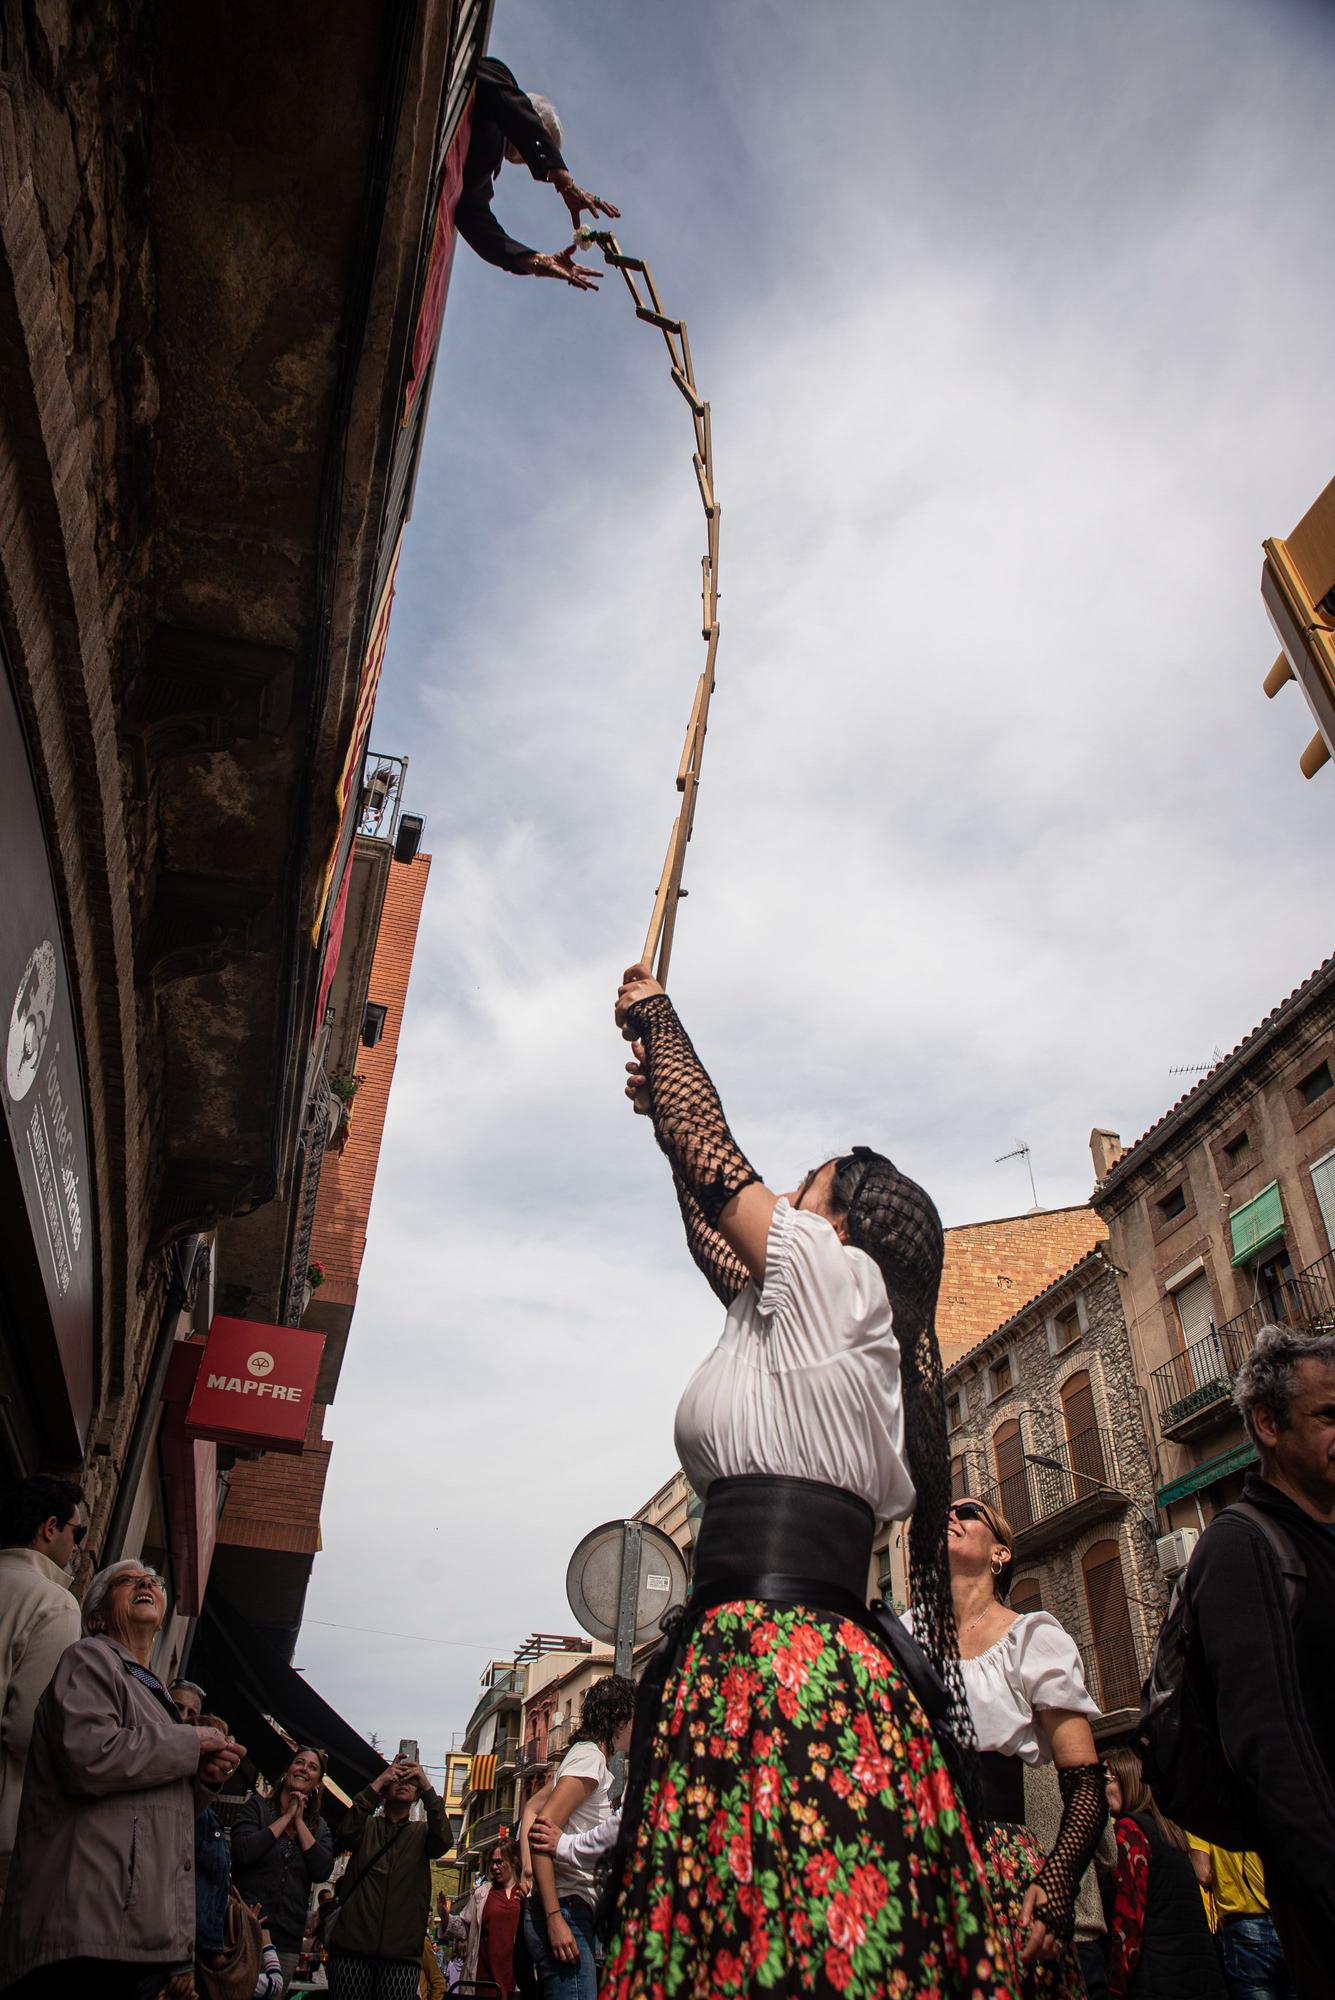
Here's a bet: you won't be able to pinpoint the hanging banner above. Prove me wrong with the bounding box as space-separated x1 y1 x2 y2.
186 1315 325 1455
403 101 473 426
0 654 96 1452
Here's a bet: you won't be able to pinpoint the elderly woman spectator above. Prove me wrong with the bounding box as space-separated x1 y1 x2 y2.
231 1744 333 1989
0 1558 242 1998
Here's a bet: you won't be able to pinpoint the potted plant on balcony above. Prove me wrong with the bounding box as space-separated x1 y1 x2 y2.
327 1071 364 1151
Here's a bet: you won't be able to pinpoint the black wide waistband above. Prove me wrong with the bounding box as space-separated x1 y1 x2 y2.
692 1474 876 1607
976 1750 1026 1825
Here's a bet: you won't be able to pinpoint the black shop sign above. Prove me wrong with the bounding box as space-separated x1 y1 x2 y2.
0 658 95 1452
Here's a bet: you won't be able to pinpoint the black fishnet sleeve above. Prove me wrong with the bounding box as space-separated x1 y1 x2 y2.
622 993 760 1229
1032 1763 1108 1941
671 1170 751 1305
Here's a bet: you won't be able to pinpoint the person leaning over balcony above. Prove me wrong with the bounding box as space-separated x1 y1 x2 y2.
1183 1326 1335 1996
603 964 1034 2000
455 57 619 292
0 1560 244 1999
230 1745 333 1987
0 1476 85 1905
934 1495 1106 1999
325 1753 450 2000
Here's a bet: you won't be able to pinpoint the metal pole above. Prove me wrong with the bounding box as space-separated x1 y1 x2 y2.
614 1520 642 1678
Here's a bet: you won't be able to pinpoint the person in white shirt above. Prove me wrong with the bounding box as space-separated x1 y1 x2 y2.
0 1475 84 1903
601 965 1020 1999
944 1495 1106 1997
523 1675 635 2000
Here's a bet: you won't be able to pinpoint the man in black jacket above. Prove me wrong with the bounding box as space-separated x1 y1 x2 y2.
1189 1325 1335 1995
456 57 619 291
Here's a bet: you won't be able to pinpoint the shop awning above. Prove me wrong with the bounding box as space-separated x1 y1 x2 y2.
189 1590 386 1812
1157 1439 1257 1507
1230 1181 1285 1266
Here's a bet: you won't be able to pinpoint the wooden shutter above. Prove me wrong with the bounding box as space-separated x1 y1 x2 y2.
950 1453 968 1501
1081 1540 1136 1710
1061 1370 1105 1488
1010 1575 1043 1617
993 1420 1030 1529
1312 1154 1335 1252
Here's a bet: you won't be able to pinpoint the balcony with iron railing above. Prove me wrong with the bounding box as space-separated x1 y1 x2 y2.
464 1806 511 1853
515 1737 552 1776
464 1671 524 1742
983 1425 1126 1556
1151 1249 1335 1441
494 1732 520 1774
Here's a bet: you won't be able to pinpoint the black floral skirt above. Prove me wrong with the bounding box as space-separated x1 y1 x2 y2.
603 1599 1022 1999
979 1823 1085 2000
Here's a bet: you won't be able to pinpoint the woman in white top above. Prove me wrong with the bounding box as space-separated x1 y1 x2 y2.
945 1496 1106 1999
524 1674 637 2000
601 966 1021 2000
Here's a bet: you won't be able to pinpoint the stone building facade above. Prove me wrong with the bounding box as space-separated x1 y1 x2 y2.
943 1251 1166 1725
1093 954 1335 1538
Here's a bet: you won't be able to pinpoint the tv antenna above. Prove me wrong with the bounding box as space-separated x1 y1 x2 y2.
995 1141 1039 1210
1168 1045 1225 1077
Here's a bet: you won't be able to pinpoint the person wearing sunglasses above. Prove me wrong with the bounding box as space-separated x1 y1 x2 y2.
0 1476 86 1907
605 965 1020 1999
941 1495 1105 1997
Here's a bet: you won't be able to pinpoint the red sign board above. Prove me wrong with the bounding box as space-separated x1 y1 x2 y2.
186 1316 325 1454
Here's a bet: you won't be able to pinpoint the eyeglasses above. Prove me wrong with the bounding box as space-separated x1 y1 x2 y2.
114 1572 164 1593
949 1502 1000 1535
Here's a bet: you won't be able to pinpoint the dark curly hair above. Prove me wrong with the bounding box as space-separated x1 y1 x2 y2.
573 1672 637 1752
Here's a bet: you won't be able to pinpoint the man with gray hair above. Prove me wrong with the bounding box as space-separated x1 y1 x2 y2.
456 56 619 290
1186 1324 1335 1994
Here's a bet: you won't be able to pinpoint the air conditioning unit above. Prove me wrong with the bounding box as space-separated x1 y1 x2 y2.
1156 1527 1199 1579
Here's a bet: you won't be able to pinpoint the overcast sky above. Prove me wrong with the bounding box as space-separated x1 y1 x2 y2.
294 0 1335 1771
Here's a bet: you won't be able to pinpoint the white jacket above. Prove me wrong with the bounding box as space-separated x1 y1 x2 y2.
0 1548 80 1869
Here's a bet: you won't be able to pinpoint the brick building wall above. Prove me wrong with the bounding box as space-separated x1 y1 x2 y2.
938 1207 1107 1366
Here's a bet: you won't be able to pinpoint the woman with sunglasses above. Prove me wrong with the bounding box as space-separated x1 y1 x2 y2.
942 1496 1106 1998
604 965 1020 1999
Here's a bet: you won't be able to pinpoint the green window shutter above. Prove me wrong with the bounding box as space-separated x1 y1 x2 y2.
1229 1181 1285 1266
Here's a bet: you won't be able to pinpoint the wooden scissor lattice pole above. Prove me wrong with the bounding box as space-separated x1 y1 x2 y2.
583 228 719 987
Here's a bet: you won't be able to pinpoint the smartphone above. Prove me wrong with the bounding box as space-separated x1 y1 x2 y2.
397 1738 419 1763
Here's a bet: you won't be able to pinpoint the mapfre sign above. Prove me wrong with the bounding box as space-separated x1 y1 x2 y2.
186 1317 325 1454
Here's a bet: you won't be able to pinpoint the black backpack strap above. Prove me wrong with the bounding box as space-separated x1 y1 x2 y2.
336 1816 408 1909
1223 1501 1306 1618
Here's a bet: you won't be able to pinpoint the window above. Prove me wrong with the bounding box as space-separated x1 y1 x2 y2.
1157 1185 1187 1221
993 1419 1031 1530
1050 1300 1082 1352
950 1453 968 1501
1081 1540 1138 1711
1254 1248 1297 1323
946 1389 965 1432
1313 1154 1335 1253
1010 1575 1043 1617
1170 1270 1214 1352
1299 1059 1333 1107
990 1353 1014 1399
1222 1130 1250 1167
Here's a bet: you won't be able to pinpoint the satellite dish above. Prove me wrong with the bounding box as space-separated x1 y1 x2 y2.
565 1518 688 1648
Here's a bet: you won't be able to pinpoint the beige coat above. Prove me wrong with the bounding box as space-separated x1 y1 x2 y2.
0 1546 80 1878
0 1632 203 1983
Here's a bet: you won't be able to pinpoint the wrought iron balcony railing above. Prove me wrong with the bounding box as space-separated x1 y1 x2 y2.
1151 1249 1335 1440
515 1739 551 1776
983 1425 1124 1551
1078 1631 1144 1716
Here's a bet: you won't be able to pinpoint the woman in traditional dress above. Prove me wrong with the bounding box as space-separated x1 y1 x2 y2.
942 1495 1109 1996
603 964 1023 2000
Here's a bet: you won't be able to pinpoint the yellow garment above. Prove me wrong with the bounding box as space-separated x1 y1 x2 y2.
421 1939 446 2000
1187 1837 1268 1917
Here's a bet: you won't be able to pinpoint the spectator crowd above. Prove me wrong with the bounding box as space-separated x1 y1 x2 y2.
0 1321 1330 1998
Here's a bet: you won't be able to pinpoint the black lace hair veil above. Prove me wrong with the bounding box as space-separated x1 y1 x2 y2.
832 1146 974 1752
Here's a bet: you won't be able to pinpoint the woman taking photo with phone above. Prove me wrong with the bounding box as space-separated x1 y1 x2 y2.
603 965 1021 1999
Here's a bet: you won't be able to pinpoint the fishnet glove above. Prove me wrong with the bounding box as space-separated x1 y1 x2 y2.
1032 1763 1108 1942
622 993 760 1228
672 1170 750 1305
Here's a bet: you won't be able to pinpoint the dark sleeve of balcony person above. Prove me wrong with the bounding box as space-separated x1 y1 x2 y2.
455 56 617 290
1190 1470 1335 1933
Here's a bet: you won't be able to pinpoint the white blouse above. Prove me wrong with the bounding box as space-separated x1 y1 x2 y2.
958 1612 1100 1764
674 1197 916 1526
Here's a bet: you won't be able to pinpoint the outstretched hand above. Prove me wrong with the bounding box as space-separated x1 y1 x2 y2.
530 246 603 290
553 170 620 230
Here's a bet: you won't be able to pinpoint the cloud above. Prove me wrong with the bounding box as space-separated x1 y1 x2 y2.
297 0 1335 1760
